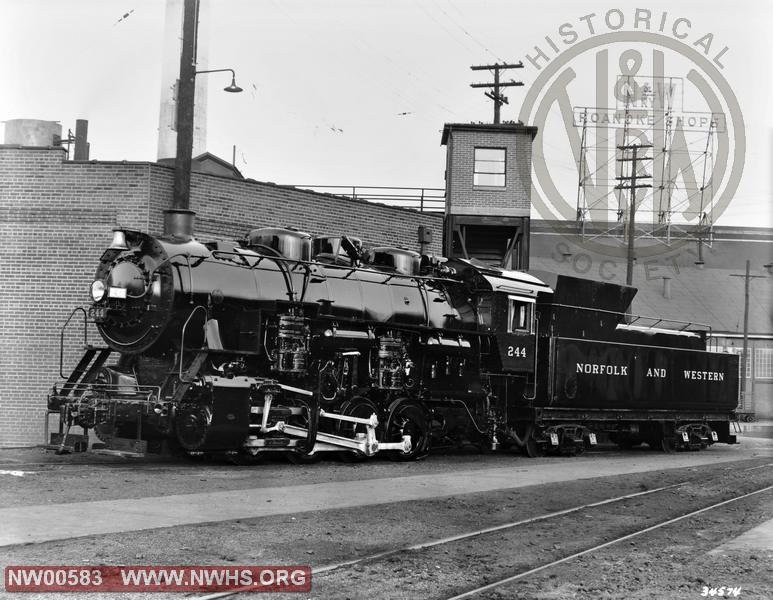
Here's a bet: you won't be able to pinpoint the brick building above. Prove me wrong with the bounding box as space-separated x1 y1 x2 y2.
0 145 443 447
441 122 536 270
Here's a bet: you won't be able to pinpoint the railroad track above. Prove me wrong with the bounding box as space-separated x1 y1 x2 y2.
0 461 178 472
445 484 773 600
192 466 773 600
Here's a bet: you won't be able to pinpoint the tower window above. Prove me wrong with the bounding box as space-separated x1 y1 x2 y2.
474 148 506 187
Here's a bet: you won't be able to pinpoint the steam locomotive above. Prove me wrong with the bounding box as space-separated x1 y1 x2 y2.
47 219 739 459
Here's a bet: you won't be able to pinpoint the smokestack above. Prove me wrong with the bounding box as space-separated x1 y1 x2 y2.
74 119 89 160
163 208 196 238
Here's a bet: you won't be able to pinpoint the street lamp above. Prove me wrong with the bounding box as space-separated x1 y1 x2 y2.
195 68 243 93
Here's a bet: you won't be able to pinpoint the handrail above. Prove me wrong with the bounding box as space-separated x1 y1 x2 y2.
120 251 200 301
52 381 161 402
60 307 89 378
178 305 208 382
212 248 297 302
549 302 712 338
523 313 540 401
291 185 445 213
208 248 464 286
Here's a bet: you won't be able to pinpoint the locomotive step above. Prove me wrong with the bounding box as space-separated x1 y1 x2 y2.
46 433 88 453
91 448 146 458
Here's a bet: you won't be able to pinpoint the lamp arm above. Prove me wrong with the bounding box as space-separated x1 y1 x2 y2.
194 68 236 77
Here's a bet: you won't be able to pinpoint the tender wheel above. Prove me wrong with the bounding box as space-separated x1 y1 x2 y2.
385 401 429 461
523 435 544 458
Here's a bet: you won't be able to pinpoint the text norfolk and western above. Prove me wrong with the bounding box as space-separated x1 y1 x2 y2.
576 363 726 381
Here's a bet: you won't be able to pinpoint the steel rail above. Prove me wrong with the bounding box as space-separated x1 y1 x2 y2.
193 481 687 600
446 484 773 600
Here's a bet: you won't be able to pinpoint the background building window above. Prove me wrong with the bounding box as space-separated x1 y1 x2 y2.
755 347 773 379
474 148 506 186
722 347 752 379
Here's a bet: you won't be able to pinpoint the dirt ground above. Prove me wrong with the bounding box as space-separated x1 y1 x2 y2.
1 441 771 599
0 437 770 508
301 465 773 600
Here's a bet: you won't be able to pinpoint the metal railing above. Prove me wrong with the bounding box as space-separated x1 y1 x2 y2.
59 307 90 378
550 302 712 336
50 381 160 403
293 185 446 213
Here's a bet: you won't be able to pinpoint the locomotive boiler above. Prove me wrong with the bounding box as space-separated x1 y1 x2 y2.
47 223 739 459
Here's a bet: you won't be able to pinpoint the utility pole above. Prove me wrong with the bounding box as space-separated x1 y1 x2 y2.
615 143 653 286
172 0 198 213
470 63 523 124
730 260 768 411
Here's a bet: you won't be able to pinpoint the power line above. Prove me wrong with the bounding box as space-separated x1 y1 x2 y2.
417 3 477 55
429 0 504 63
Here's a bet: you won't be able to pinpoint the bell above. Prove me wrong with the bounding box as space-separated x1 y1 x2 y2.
109 229 129 251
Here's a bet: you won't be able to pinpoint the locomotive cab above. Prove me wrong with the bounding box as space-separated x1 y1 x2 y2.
448 258 550 374
486 292 537 373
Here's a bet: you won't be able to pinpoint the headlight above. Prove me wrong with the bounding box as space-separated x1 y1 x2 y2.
91 280 106 302
151 277 162 298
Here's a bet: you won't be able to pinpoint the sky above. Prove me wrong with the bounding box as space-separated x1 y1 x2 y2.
1 0 771 227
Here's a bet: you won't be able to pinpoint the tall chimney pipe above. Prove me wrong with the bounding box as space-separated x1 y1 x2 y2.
172 0 198 211
74 119 89 160
166 0 198 237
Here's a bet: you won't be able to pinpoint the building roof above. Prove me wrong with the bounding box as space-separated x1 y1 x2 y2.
441 122 539 145
529 225 773 335
157 152 243 179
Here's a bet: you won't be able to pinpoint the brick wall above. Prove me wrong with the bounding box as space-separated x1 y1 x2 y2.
445 126 533 217
0 146 443 447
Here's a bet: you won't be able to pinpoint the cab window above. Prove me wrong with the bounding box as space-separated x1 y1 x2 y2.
508 297 533 333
